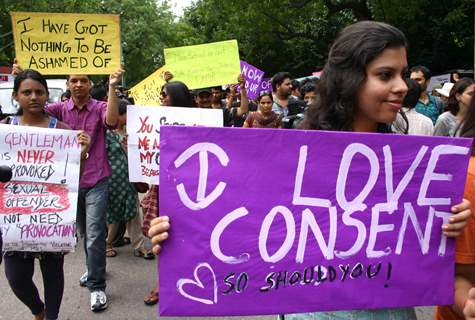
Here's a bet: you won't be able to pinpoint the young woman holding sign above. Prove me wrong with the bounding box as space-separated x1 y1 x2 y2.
1 69 90 320
141 79 194 306
295 20 471 320
147 21 472 320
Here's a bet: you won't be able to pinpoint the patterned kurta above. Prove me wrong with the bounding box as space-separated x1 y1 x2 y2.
141 185 158 236
105 130 138 224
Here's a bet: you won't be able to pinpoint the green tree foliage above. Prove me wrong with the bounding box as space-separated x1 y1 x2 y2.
181 0 355 77
181 0 474 76
371 0 474 74
1 0 473 86
99 0 177 85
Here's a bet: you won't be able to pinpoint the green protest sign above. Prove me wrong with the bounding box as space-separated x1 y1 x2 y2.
164 40 240 89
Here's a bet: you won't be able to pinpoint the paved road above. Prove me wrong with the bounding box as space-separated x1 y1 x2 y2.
0 240 435 319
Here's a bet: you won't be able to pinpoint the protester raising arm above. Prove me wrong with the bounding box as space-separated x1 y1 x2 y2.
226 84 238 109
163 71 174 83
11 58 21 75
105 68 124 127
225 74 248 110
234 74 249 117
13 59 124 129
226 74 249 117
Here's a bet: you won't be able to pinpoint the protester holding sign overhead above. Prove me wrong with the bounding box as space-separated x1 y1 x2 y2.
237 60 265 101
2 69 90 320
229 74 252 127
50 72 122 312
148 21 472 319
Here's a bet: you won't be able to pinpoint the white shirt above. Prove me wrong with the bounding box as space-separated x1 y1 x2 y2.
433 111 459 137
392 108 434 136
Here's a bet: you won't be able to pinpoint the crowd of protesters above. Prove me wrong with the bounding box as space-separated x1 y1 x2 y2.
1 19 475 320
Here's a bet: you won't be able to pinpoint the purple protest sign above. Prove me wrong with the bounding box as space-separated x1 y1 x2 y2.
159 126 472 317
258 77 272 96
236 60 265 100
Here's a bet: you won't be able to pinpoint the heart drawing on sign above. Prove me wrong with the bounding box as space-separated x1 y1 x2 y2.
176 262 218 305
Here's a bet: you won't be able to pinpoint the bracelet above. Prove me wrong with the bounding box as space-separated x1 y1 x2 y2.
81 152 89 160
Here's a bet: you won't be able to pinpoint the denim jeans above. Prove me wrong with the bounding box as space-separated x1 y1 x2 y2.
77 178 108 292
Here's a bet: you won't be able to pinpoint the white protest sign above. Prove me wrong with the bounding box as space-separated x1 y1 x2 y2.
0 73 14 82
127 106 223 184
427 73 451 93
0 124 80 251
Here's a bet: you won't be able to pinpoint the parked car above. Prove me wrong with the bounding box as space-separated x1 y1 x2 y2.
0 79 67 115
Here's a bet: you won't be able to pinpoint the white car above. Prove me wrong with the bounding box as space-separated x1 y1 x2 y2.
0 79 67 115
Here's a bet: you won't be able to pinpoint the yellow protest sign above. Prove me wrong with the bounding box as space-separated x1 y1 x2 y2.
164 40 240 89
11 12 121 75
128 66 166 106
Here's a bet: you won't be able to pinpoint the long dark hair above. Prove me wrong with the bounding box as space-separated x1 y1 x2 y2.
162 81 193 108
300 21 408 131
446 77 475 116
459 93 475 155
13 69 49 115
392 78 421 134
257 91 273 103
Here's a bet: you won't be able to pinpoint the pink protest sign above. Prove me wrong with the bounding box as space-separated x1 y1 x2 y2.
159 126 472 316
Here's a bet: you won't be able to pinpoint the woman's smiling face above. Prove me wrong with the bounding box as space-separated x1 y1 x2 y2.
354 46 408 131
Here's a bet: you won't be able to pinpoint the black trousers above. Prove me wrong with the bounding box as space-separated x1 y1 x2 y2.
4 252 64 320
